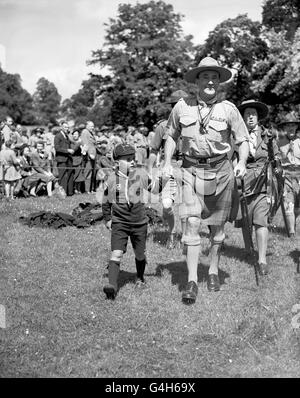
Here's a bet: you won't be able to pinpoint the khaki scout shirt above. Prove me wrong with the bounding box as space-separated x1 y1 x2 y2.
166 97 249 158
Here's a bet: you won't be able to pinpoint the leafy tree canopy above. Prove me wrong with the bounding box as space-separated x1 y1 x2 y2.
33 77 61 125
88 0 196 127
262 0 300 40
195 14 268 103
0 67 36 125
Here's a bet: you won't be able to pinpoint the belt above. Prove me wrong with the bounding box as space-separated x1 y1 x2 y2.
183 154 227 166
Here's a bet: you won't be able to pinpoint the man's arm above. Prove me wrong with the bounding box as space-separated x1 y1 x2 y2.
162 135 176 176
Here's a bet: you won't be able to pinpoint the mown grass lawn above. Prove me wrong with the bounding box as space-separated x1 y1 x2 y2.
0 193 299 378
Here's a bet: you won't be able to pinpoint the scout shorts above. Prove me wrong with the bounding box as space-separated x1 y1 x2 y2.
111 222 147 258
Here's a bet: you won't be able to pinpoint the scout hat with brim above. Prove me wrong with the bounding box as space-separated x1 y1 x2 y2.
166 90 189 104
184 56 232 84
278 112 300 127
238 99 269 120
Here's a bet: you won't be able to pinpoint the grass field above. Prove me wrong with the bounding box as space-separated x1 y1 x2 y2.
0 193 299 378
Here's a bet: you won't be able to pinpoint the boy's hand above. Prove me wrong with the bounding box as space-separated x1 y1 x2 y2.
106 220 112 230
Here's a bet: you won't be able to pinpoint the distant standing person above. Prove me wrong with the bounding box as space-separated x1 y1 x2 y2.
54 121 74 196
81 121 97 193
0 139 21 199
277 113 300 237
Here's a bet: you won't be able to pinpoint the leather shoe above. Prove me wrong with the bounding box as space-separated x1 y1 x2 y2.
182 281 198 305
207 274 220 292
103 284 117 300
257 263 269 276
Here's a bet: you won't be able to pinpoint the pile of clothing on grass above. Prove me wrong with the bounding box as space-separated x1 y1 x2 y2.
19 203 163 229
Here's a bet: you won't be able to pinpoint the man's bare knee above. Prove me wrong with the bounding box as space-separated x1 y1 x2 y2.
162 198 173 212
210 225 225 244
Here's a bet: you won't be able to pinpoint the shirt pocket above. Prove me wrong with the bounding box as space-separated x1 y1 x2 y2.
179 116 197 138
208 120 227 133
207 120 228 142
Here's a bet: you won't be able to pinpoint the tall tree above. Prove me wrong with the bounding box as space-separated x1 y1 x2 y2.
195 14 268 104
33 77 61 124
88 0 196 127
251 27 300 122
0 67 36 124
60 75 111 125
262 0 300 41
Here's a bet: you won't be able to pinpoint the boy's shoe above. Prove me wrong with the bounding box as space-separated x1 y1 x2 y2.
103 284 117 300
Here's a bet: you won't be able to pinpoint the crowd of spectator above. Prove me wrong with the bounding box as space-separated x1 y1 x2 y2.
0 115 156 200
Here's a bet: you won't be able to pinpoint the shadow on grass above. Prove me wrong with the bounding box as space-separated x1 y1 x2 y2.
289 249 300 273
221 243 258 266
155 260 230 292
268 224 290 238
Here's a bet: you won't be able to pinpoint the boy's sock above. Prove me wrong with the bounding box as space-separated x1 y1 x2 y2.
108 260 120 290
135 258 146 282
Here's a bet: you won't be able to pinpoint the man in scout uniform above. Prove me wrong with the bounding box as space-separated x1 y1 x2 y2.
162 57 250 304
236 99 278 275
277 113 300 238
148 90 189 248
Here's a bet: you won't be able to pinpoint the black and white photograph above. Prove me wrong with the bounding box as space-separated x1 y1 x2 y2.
0 0 299 380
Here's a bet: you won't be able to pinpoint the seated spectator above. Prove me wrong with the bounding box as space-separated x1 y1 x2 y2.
14 144 33 197
31 141 56 197
0 139 21 199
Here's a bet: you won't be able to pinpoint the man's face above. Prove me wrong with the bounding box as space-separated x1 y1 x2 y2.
243 108 259 130
196 70 220 99
284 123 298 140
6 117 13 126
72 131 79 140
87 122 94 132
62 123 69 133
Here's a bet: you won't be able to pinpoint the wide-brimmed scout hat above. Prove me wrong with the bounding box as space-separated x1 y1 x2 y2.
166 90 189 104
238 99 269 120
278 112 300 127
185 56 232 84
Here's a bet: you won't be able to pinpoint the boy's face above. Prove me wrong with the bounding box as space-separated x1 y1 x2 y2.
117 155 136 173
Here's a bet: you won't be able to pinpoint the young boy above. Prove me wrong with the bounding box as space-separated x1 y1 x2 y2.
102 143 160 299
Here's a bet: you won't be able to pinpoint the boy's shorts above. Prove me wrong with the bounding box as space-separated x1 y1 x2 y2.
111 222 147 258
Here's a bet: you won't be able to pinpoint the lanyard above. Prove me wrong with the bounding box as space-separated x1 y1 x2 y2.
197 104 215 134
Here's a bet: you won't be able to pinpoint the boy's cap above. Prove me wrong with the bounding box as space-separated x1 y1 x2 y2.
113 144 135 159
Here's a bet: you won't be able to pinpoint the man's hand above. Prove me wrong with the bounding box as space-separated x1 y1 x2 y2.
105 220 112 230
67 149 74 154
234 161 247 178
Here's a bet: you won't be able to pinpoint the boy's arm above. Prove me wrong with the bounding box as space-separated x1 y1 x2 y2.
102 182 112 223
